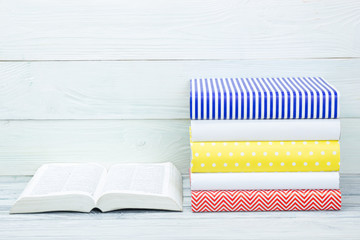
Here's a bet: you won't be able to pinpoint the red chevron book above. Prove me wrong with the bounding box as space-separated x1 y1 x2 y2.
191 189 341 212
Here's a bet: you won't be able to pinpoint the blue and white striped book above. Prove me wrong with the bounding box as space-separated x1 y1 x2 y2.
190 77 339 120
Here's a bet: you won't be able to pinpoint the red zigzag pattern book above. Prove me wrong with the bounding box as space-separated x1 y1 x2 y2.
192 189 341 212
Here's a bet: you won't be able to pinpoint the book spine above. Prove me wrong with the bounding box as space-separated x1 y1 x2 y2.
190 140 340 173
190 77 339 120
191 189 341 212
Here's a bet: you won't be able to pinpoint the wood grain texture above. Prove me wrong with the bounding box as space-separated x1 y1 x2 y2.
0 120 190 175
0 175 359 239
1 59 360 119
0 118 358 175
0 0 359 60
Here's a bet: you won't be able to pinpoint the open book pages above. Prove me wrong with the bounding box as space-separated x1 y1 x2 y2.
10 162 182 213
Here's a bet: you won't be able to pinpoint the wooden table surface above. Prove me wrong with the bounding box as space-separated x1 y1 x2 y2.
0 174 359 239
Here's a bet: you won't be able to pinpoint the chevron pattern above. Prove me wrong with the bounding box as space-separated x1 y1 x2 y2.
192 189 341 212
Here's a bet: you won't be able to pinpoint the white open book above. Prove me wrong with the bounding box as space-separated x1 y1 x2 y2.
11 162 183 213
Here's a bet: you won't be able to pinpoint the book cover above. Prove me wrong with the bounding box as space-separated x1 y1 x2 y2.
190 77 339 120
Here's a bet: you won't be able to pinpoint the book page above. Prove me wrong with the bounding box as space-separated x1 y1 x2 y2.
101 164 167 195
166 162 183 210
25 163 107 198
96 162 183 212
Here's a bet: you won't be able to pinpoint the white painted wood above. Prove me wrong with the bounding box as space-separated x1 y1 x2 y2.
0 118 358 175
0 120 190 175
0 0 359 60
0 175 359 239
1 59 360 119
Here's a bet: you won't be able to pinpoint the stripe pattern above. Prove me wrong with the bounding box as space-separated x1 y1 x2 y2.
192 189 341 212
190 77 339 120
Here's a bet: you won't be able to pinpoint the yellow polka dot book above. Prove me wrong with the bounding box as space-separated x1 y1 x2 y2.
189 78 341 212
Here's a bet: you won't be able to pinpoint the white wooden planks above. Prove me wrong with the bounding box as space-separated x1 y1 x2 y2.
0 118 358 175
0 0 359 60
1 59 360 119
0 120 189 175
0 175 360 239
1 0 360 177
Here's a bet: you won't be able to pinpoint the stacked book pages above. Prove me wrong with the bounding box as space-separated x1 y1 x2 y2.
189 77 341 212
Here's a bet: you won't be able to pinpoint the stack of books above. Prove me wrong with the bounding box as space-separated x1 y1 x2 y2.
189 77 341 212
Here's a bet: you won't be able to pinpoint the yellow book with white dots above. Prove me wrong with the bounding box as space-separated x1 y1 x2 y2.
190 135 340 173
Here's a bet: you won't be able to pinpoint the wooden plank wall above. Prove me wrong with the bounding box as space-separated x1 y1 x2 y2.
0 0 359 175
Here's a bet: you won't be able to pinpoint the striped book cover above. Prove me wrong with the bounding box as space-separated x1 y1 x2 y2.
190 77 339 120
192 189 341 212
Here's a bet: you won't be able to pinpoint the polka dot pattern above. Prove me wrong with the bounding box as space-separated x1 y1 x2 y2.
191 140 340 172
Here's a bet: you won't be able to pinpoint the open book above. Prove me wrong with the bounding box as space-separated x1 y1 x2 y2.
11 162 182 213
